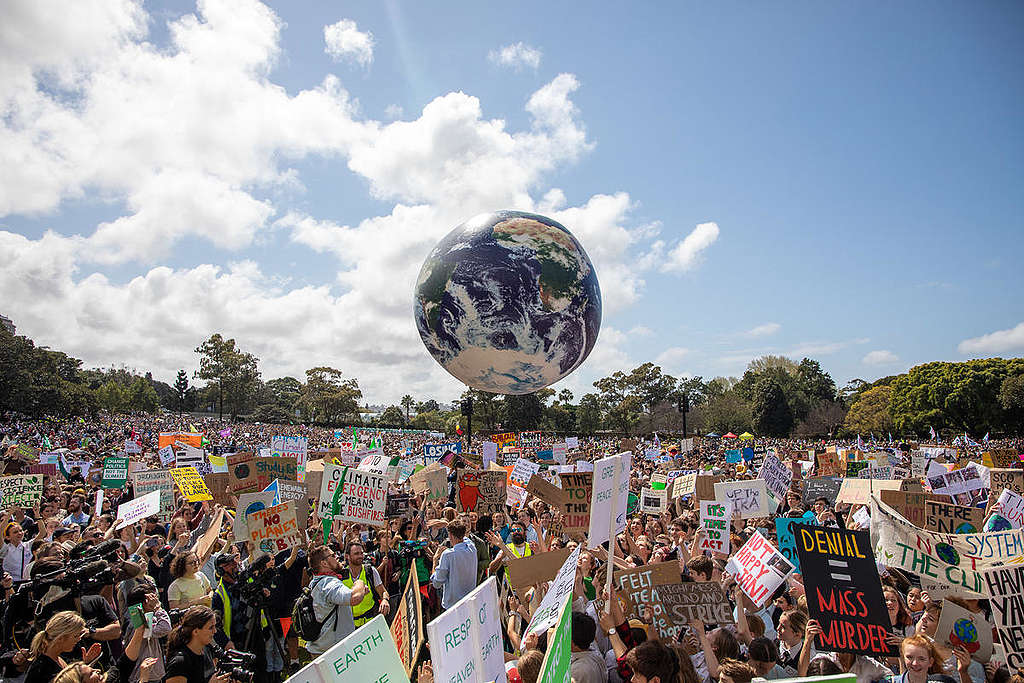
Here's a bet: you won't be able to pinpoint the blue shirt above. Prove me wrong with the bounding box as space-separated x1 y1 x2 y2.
430 539 478 609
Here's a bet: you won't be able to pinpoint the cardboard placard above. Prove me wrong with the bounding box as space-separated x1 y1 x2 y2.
408 464 447 502
254 456 297 490
836 478 902 505
227 452 258 493
990 469 1024 511
880 489 927 529
390 570 424 677
507 547 572 592
714 480 769 519
247 500 306 555
656 582 734 626
456 469 506 515
559 472 592 534
672 471 697 499
816 450 840 477
924 499 986 534
234 491 278 539
776 513 818 573
524 546 581 636
795 524 895 657
526 473 567 508
695 475 722 503
725 531 793 608
614 561 684 639
132 469 176 522
934 599 993 663
319 465 388 527
0 474 43 508
640 487 668 514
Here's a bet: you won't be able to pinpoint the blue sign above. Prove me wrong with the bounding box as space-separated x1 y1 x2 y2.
536 449 553 461
742 447 754 461
776 512 818 573
423 441 462 461
726 449 741 463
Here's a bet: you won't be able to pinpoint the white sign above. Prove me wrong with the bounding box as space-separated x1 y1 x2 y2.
588 452 631 549
725 531 793 608
312 614 409 682
426 576 505 683
320 465 388 527
758 453 792 503
175 443 205 470
700 499 732 554
125 438 142 455
526 545 582 636
552 443 567 464
991 489 1024 529
482 441 497 469
114 490 161 530
640 487 667 514
510 458 540 488
158 446 175 466
714 479 769 519
565 436 579 449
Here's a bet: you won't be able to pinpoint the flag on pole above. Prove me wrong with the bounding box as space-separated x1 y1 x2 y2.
190 424 199 433
984 432 990 444
929 425 937 441
856 434 864 451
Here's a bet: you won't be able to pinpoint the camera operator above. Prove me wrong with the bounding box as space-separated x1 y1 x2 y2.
164 606 231 683
210 553 254 650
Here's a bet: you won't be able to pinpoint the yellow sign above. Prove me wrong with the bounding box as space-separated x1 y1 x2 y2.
170 466 213 502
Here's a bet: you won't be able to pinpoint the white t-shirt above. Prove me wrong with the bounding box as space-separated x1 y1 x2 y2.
167 572 211 605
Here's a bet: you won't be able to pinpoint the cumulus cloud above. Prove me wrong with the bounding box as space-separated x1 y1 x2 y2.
655 347 690 370
958 322 1024 355
658 222 719 273
863 350 899 366
324 18 374 67
0 0 718 403
746 322 780 338
488 42 541 70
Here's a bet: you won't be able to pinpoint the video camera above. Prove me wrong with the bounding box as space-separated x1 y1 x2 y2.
400 539 428 560
214 646 257 682
236 554 275 603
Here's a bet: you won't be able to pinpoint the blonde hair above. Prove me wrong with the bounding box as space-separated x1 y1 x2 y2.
30 611 85 658
53 662 103 683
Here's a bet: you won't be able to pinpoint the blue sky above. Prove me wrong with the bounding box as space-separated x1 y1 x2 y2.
1 0 1022 404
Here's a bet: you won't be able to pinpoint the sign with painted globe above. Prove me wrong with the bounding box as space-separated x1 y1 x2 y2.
414 210 602 394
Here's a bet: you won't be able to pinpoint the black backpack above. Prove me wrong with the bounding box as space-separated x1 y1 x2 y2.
291 576 339 641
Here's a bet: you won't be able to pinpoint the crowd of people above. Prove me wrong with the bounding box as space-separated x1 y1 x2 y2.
0 411 1020 683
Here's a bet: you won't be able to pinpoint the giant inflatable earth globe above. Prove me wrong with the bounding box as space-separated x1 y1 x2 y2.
414 210 602 394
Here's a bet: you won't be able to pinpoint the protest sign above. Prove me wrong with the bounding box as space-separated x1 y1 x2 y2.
526 473 567 508
321 466 388 526
695 475 721 503
870 496 1024 597
113 490 161 530
247 500 306 555
159 432 202 450
725 531 793 608
234 491 278 538
386 493 412 519
880 489 927 529
776 514 818 573
26 463 56 476
254 456 297 489
537 594 571 683
802 477 842 506
925 499 986 534
227 452 258 493
175 443 205 471
656 582 734 626
836 478 902 505
426 576 504 683
846 460 869 478
989 489 1024 529
390 570 424 677
816 450 840 477
990 469 1024 510
456 469 506 515
0 474 43 508
158 445 175 467
408 464 447 502
509 457 540 489
559 472 592 534
982 565 1024 668
714 480 768 519
552 442 567 464
588 453 631 549
614 561 683 639
269 479 309 523
795 524 895 657
311 614 409 682
170 466 212 502
423 441 461 462
759 453 793 503
640 487 668 514
672 471 697 499
934 599 993 663
565 436 579 449
518 430 542 448
525 545 581 636
101 456 128 489
132 469 176 521
699 500 732 554
507 547 573 592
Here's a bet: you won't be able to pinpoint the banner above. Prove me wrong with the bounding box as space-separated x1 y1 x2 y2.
247 500 306 555
255 456 297 489
0 474 43 508
725 531 793 608
390 570 424 677
759 453 793 503
456 469 506 515
934 599 993 663
525 546 581 636
114 490 162 530
101 456 129 489
132 469 176 521
614 561 683 639
308 614 409 682
714 480 769 519
699 500 731 554
170 466 213 502
981 565 1024 668
559 472 592 534
656 581 734 626
426 576 504 683
423 441 461 462
537 594 571 683
795 524 895 657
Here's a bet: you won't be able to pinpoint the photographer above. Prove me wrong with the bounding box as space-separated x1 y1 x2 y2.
305 546 367 656
164 606 231 683
210 553 253 649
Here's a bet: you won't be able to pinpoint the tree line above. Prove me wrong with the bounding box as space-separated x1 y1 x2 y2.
1 327 1021 437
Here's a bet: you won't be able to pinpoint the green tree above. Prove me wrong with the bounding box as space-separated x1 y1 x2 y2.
127 376 160 413
416 399 441 414
299 367 362 425
844 385 893 436
378 405 406 425
252 403 292 424
173 370 190 417
194 334 262 420
501 393 545 431
0 328 95 416
751 377 793 436
999 374 1024 432
460 390 501 432
265 377 303 411
556 389 574 405
576 393 602 434
96 380 128 413
701 391 753 435
401 394 415 422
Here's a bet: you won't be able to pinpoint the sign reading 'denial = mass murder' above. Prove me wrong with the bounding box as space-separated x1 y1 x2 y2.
794 524 897 657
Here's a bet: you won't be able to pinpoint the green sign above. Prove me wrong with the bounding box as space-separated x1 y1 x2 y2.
101 456 129 489
537 594 571 683
627 492 640 514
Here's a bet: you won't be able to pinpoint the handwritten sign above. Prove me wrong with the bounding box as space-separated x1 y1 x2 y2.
132 469 176 522
725 531 793 608
559 472 592 534
714 479 768 519
614 561 684 639
247 500 306 555
170 466 213 502
656 582 734 626
759 453 793 503
456 469 506 515
982 565 1024 668
924 499 986 534
254 456 297 489
0 474 43 508
321 465 388 527
390 571 424 677
699 500 731 554
113 490 162 530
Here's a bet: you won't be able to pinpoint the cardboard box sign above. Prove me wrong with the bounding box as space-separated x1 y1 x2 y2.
526 473 567 507
507 547 572 592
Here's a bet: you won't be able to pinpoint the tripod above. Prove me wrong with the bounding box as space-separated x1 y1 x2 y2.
241 598 288 682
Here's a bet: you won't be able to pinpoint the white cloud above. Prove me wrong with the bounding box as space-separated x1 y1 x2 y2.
655 347 690 370
628 326 654 337
324 19 374 67
746 322 780 338
658 222 719 273
488 42 541 71
786 338 869 357
0 0 719 404
384 104 404 119
863 350 899 366
958 322 1024 355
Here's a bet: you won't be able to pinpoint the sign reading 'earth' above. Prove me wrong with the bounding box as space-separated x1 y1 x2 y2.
414 210 602 394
